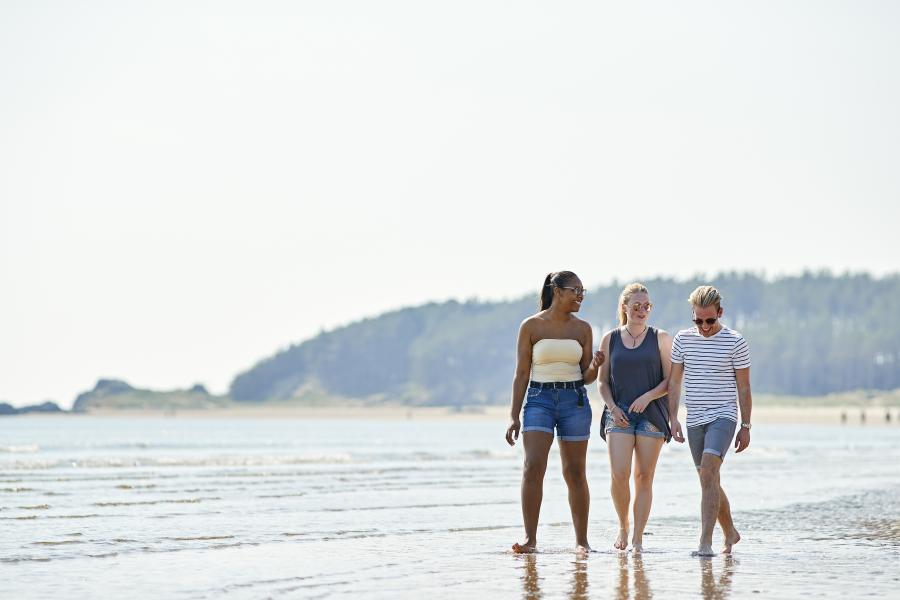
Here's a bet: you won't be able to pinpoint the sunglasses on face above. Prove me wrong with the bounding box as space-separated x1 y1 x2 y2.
693 317 718 326
630 302 652 311
559 286 586 296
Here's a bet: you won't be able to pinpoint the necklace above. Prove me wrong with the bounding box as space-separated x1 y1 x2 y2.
624 325 647 347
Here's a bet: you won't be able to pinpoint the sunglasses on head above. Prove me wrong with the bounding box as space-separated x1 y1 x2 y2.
692 317 718 326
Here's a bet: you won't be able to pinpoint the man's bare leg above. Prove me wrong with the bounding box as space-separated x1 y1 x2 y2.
631 435 664 553
512 431 553 553
560 439 591 554
607 433 635 550
718 487 741 553
693 452 722 556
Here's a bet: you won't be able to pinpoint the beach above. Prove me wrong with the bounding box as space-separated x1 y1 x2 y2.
2 414 898 599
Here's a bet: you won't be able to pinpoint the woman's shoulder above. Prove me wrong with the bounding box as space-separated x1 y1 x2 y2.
519 313 550 337
570 316 597 340
520 312 546 326
598 327 618 350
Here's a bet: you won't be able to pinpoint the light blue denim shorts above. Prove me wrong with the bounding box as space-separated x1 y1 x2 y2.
604 405 666 439
522 384 591 441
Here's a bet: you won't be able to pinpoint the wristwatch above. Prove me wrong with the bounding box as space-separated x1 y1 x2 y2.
740 422 752 430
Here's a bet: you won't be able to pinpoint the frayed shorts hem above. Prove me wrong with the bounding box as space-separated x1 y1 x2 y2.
606 428 665 439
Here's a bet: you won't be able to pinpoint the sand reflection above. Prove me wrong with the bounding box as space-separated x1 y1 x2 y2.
613 554 653 599
520 554 542 600
699 556 734 600
568 558 589 600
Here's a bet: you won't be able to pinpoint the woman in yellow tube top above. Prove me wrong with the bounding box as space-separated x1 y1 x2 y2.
505 271 605 554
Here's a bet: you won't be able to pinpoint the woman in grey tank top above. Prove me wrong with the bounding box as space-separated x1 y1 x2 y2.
597 283 673 553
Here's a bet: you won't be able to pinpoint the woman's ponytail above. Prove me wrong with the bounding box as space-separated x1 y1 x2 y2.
539 272 555 310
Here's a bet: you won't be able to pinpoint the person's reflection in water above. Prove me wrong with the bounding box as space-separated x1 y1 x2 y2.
614 554 630 599
700 556 735 600
520 554 542 600
614 554 653 600
632 555 652 599
568 558 589 600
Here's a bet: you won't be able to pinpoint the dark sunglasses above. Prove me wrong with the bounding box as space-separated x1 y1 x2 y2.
692 317 718 326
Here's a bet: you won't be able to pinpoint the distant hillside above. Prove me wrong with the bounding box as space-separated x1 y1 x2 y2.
73 379 229 412
230 272 900 406
0 401 63 416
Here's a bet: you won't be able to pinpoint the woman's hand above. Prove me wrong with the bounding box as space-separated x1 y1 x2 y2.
628 394 651 413
609 405 629 428
590 350 605 371
506 417 521 446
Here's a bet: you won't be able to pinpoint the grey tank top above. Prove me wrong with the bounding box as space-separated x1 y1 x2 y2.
608 327 666 409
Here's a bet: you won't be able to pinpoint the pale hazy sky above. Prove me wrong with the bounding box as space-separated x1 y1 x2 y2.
2 1 899 407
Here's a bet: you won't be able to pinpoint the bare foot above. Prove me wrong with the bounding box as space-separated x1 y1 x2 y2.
692 544 715 557
632 541 644 554
614 527 629 551
723 529 741 554
512 542 537 554
575 543 592 557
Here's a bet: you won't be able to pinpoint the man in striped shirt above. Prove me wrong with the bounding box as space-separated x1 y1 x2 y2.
667 285 753 557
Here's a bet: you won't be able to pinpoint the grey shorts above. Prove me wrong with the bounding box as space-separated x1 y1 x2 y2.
687 418 737 468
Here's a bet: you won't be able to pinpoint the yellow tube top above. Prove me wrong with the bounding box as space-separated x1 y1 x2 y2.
530 338 583 382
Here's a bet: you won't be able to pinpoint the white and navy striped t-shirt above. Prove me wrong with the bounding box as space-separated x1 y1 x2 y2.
671 326 750 427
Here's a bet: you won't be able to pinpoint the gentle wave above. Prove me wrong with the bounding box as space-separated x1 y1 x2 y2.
1 453 358 470
0 445 40 454
32 540 85 546
320 499 516 513
92 496 221 507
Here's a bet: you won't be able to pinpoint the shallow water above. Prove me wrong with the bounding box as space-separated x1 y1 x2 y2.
1 416 898 599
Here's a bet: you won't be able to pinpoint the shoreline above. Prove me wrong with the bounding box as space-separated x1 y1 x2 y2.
11 404 898 425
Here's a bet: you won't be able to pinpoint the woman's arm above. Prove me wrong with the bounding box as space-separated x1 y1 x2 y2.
628 330 673 412
505 320 533 446
596 331 627 426
579 322 604 385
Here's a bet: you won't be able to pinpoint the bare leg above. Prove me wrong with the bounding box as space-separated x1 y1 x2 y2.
513 431 553 553
560 439 591 553
693 453 722 556
718 487 741 553
607 433 635 550
631 435 664 553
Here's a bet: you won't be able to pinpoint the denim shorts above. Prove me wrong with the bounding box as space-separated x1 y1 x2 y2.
604 405 665 439
522 386 591 441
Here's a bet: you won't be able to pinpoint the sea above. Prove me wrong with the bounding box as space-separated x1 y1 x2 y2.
1 415 898 599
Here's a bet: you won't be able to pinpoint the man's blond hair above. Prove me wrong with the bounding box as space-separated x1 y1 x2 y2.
688 285 722 309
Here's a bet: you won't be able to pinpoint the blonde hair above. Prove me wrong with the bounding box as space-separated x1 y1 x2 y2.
618 282 649 325
688 285 723 310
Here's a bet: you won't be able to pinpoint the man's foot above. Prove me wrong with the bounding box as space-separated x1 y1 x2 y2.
614 527 629 550
692 543 716 557
512 541 537 554
723 529 741 554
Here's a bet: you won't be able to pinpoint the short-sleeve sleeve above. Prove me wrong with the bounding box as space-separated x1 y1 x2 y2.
671 332 685 364
732 335 751 369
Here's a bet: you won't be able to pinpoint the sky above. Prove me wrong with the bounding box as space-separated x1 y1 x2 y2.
2 1 899 407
